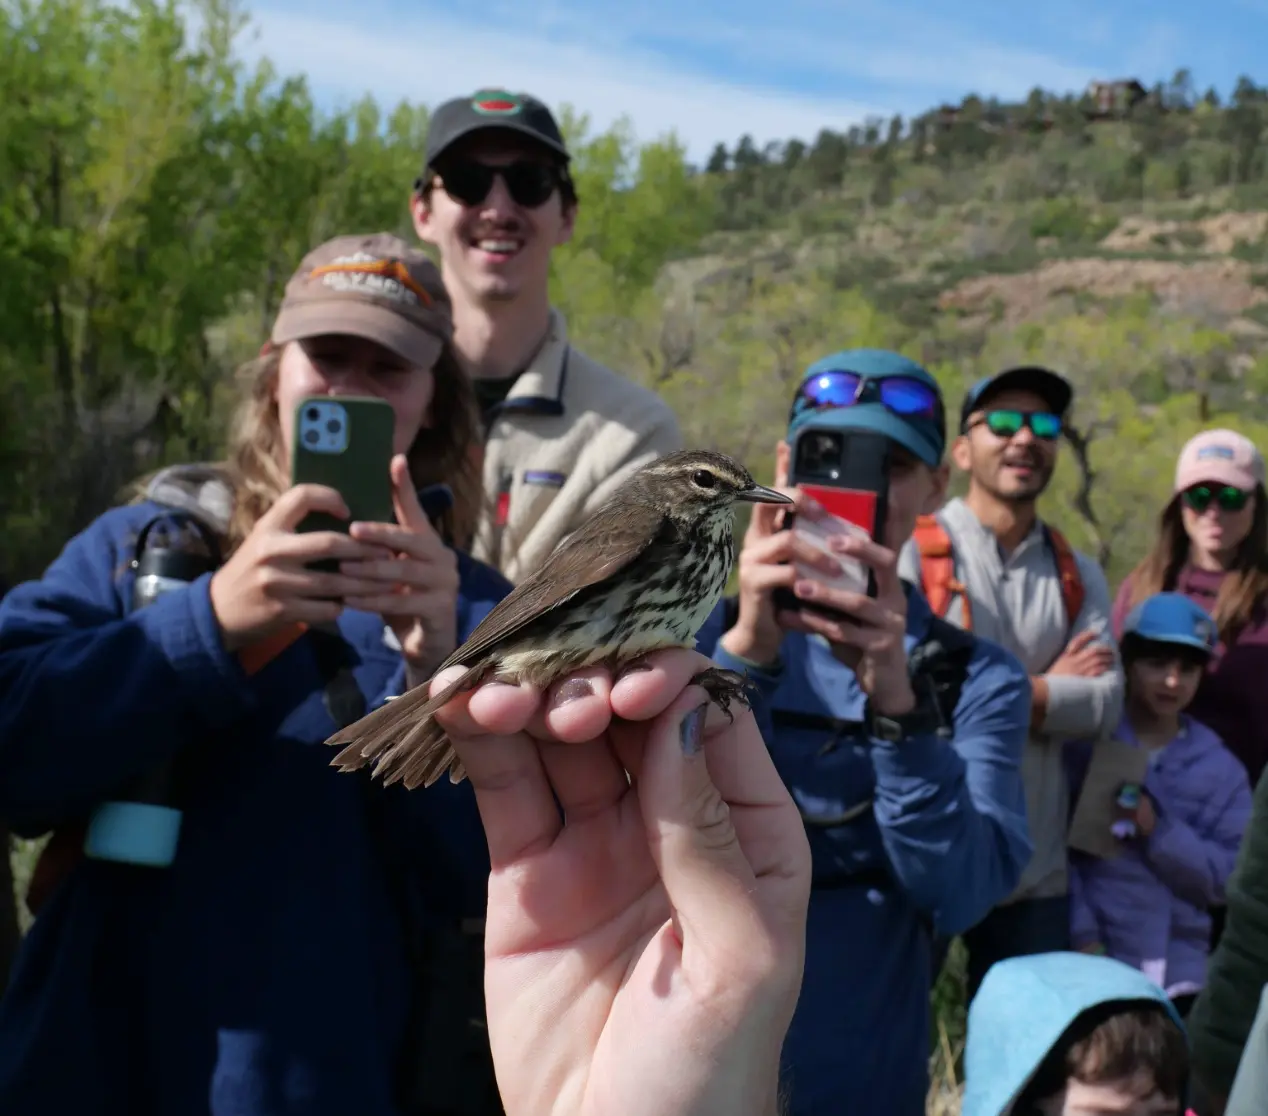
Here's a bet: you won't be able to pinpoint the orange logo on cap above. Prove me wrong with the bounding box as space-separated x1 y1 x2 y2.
309 258 433 306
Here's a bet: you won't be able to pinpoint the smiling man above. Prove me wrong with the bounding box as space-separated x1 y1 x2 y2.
899 365 1125 1000
410 89 682 582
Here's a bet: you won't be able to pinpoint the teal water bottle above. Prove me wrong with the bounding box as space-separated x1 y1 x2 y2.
83 515 218 868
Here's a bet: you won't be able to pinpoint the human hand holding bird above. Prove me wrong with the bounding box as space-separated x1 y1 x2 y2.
422 647 811 1116
326 449 791 789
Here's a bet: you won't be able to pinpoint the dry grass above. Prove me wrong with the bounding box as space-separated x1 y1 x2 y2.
9 837 41 934
928 1019 966 1115
928 936 969 1114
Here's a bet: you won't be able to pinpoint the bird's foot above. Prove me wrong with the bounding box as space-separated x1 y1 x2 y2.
689 666 754 724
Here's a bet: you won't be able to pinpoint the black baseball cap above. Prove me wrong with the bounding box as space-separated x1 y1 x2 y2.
423 89 570 173
959 365 1073 432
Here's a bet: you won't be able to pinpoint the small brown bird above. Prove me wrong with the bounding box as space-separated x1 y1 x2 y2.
327 449 792 789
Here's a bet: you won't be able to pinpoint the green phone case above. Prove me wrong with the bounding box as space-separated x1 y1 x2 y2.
289 396 396 555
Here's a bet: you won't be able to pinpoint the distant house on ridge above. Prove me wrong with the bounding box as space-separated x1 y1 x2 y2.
1083 79 1150 120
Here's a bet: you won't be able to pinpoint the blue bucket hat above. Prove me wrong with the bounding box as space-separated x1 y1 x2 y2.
962 951 1186 1116
1123 592 1218 655
786 348 946 466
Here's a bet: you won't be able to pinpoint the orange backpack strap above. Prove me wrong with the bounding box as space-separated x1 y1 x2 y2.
912 514 973 629
1044 526 1085 631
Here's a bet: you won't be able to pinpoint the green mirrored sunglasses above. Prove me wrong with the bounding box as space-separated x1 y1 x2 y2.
1183 484 1250 513
975 409 1063 440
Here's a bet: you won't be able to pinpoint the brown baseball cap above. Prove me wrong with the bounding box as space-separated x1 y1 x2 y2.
271 233 453 369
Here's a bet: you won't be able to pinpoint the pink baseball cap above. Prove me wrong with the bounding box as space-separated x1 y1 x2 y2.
1174 428 1265 493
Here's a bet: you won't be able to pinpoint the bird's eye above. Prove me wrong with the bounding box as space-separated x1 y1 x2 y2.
692 469 717 489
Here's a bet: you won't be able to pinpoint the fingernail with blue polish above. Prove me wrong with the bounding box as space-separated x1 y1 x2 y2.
680 702 708 757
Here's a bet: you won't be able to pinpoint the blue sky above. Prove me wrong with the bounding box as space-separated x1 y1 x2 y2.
234 0 1268 164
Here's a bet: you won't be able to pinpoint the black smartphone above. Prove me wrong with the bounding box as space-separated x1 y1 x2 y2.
772 427 891 620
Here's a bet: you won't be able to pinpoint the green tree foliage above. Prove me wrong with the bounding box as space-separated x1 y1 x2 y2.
0 0 714 584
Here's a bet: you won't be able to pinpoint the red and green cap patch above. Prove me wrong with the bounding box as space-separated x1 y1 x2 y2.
471 89 522 115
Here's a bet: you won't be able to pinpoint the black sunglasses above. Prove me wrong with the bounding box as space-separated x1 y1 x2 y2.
968 409 1063 440
434 158 561 209
1183 484 1251 513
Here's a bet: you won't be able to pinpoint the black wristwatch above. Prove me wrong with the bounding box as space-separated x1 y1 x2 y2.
865 677 949 742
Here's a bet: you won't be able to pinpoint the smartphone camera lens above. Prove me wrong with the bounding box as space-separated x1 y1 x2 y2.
303 428 319 445
796 431 843 480
326 418 341 434
305 406 320 423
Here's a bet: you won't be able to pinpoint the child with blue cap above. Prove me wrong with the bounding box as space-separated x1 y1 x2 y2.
963 950 1192 1115
1065 592 1253 1017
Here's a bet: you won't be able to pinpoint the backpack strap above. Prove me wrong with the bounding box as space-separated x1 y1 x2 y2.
908 615 976 729
308 631 501 1116
912 514 973 629
1043 524 1085 634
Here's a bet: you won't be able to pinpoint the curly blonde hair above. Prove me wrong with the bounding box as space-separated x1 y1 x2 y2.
221 342 485 555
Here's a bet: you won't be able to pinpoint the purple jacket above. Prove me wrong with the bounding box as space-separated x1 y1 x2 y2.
1065 713 1253 995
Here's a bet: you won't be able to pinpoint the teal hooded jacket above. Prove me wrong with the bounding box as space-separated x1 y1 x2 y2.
962 951 1187 1116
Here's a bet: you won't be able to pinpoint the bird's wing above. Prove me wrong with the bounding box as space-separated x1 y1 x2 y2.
438 498 674 670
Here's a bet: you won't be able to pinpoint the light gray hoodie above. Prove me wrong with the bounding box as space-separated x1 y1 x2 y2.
898 496 1124 902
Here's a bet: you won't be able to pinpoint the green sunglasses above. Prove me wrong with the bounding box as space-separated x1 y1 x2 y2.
973 409 1063 440
1183 484 1251 513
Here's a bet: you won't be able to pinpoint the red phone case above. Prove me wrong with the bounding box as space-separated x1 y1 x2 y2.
798 484 880 538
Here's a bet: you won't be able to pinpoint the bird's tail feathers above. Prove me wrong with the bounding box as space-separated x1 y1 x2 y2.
327 665 484 785
375 717 468 789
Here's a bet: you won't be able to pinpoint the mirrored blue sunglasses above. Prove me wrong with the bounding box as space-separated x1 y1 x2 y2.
790 370 941 424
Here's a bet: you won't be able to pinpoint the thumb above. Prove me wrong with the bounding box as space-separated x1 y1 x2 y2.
638 687 765 959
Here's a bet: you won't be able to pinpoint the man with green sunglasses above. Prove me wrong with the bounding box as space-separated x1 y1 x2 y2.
899 364 1125 999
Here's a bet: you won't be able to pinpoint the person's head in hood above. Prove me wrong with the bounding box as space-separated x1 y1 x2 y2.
963 952 1190 1116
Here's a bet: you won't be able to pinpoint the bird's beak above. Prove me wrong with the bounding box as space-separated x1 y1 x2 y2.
738 483 794 505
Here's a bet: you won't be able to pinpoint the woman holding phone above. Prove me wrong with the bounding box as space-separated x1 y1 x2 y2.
0 233 512 1116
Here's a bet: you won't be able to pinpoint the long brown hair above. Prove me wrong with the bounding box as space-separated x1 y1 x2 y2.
222 341 485 554
1126 484 1268 643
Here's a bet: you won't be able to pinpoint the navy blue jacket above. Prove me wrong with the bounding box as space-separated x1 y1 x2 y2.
696 588 1033 1116
0 501 511 1116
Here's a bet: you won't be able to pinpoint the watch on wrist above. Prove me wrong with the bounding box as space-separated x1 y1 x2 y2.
865 676 948 742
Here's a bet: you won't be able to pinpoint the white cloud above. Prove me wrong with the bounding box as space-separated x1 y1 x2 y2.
236 6 898 163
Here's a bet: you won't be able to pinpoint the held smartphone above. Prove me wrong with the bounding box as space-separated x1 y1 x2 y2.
772 427 890 620
290 396 396 571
